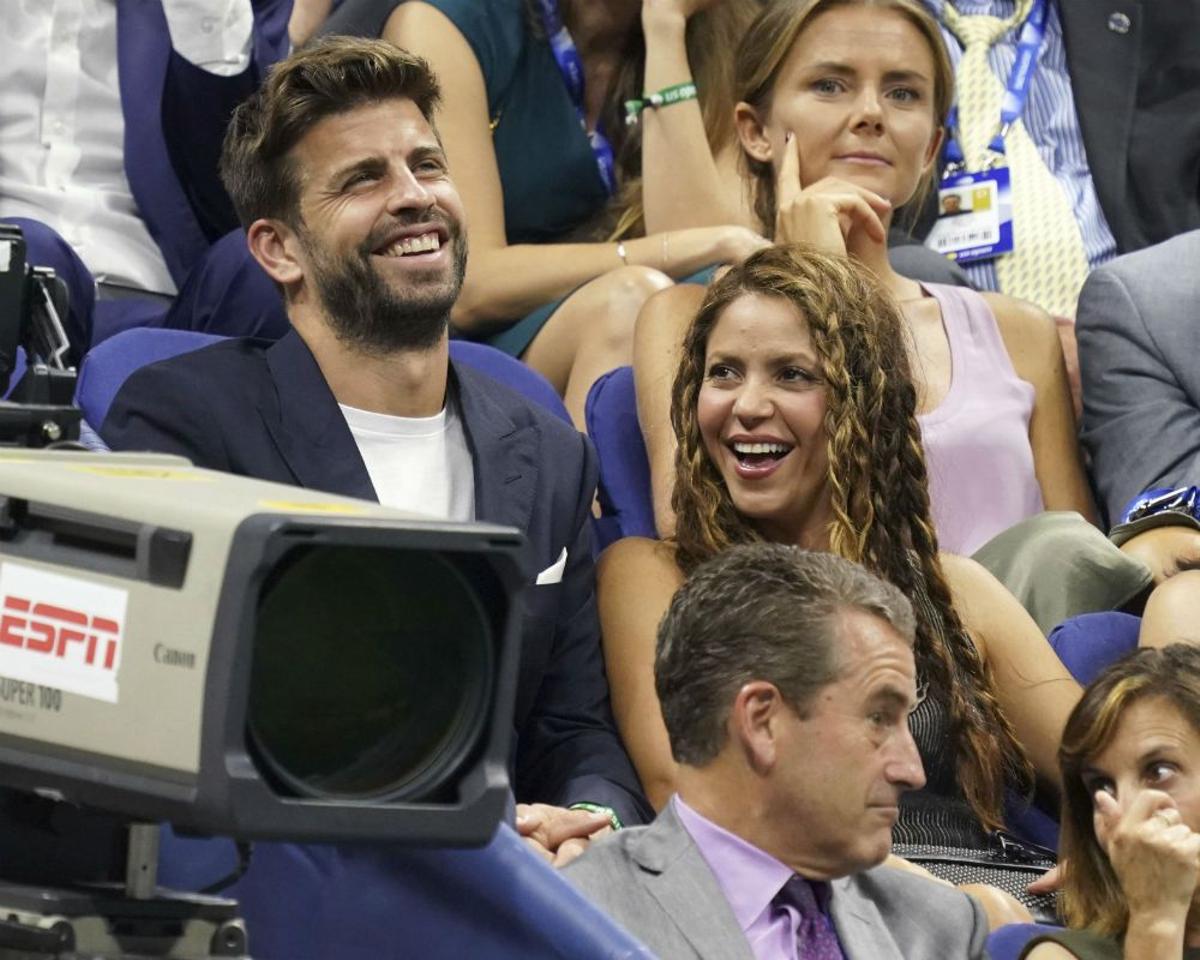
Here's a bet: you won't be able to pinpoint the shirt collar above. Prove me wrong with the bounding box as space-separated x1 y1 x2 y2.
672 795 796 933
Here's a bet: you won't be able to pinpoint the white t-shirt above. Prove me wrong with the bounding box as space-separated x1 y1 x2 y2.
339 399 475 522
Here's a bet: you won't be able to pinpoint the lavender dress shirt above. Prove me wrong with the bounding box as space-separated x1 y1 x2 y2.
673 797 847 960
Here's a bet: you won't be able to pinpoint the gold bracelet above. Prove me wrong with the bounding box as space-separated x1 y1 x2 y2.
616 241 629 266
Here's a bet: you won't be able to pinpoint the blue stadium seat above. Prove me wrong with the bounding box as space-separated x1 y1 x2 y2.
75 329 227 426
585 366 656 550
987 922 1062 960
451 339 570 424
1049 611 1141 686
159 824 656 960
75 328 571 428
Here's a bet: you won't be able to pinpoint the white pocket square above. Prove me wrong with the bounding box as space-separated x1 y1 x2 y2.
535 547 568 585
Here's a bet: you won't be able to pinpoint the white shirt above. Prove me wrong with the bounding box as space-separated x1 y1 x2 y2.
339 400 476 523
0 0 255 295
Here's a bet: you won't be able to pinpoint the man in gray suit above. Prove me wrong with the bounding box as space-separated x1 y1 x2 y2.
564 544 989 960
1076 230 1200 637
1079 229 1200 526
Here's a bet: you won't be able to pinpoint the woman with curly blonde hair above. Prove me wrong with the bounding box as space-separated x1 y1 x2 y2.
599 243 1083 923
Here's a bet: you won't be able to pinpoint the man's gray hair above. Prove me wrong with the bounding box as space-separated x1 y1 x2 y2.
655 544 916 766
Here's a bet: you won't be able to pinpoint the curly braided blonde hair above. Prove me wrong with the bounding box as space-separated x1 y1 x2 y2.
670 244 1030 829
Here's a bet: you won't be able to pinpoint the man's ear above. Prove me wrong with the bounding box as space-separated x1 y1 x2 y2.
730 681 785 774
247 218 304 289
735 102 773 165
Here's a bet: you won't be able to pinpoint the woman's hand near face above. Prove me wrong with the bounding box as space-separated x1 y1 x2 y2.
773 133 891 258
1095 789 1200 929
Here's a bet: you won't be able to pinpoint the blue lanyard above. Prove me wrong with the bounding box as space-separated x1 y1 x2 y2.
535 0 617 196
943 0 1049 171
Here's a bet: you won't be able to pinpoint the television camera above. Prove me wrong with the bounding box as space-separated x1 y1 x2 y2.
0 225 526 958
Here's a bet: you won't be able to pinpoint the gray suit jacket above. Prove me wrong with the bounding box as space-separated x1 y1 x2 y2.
1078 230 1200 525
563 803 989 960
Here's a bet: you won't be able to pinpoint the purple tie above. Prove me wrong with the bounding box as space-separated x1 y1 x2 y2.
775 876 845 960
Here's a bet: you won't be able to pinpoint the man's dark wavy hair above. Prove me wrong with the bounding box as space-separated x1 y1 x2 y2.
220 36 440 228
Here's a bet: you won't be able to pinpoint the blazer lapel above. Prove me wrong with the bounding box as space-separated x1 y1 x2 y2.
1059 0 1142 251
263 331 376 501
452 362 537 533
631 805 757 960
828 876 904 960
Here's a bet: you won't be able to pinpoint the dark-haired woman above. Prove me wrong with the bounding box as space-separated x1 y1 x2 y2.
1022 645 1200 958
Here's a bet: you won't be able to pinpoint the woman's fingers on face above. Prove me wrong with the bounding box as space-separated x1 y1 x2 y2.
854 183 893 217
1100 788 1173 830
1181 831 1200 867
777 131 801 206
1161 823 1196 848
836 195 887 243
1131 789 1179 825
1100 791 1199 864
803 177 892 212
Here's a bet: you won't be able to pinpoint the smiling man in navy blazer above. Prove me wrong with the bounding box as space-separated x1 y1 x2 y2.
101 36 651 860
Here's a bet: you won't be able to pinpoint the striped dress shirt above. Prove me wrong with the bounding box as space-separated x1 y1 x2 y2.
923 0 1119 294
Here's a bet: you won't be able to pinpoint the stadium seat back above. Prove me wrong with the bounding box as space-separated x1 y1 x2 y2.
585 366 657 550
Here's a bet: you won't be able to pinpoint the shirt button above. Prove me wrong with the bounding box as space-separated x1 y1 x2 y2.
53 120 65 134
1107 11 1131 33
201 16 216 33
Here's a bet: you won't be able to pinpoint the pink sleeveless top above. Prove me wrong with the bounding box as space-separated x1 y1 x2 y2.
917 284 1044 556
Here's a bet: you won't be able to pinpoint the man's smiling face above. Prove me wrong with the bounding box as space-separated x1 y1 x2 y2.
288 97 468 352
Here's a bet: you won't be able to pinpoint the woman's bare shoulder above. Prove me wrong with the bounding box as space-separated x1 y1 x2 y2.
597 537 684 588
980 291 1060 381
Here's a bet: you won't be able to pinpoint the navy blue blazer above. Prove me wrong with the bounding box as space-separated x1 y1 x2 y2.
100 330 652 827
118 0 290 287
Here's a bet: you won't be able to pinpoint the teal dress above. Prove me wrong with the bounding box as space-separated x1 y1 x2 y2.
415 0 611 356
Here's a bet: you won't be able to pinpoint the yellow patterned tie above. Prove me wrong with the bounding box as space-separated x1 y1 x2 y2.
941 1 1089 317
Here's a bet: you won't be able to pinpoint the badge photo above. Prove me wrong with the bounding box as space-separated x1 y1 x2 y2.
926 167 1015 264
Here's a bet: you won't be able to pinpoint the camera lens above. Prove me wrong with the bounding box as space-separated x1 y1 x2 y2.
247 545 493 801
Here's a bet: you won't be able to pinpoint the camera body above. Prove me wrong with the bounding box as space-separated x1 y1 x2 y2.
0 223 80 446
0 450 526 846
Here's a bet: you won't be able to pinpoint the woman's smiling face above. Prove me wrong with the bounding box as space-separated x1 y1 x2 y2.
697 292 834 547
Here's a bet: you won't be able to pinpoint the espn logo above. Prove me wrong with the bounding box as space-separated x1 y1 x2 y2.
0 596 119 671
0 562 127 704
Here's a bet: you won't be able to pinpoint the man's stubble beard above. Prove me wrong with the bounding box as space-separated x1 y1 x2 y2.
301 220 468 354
